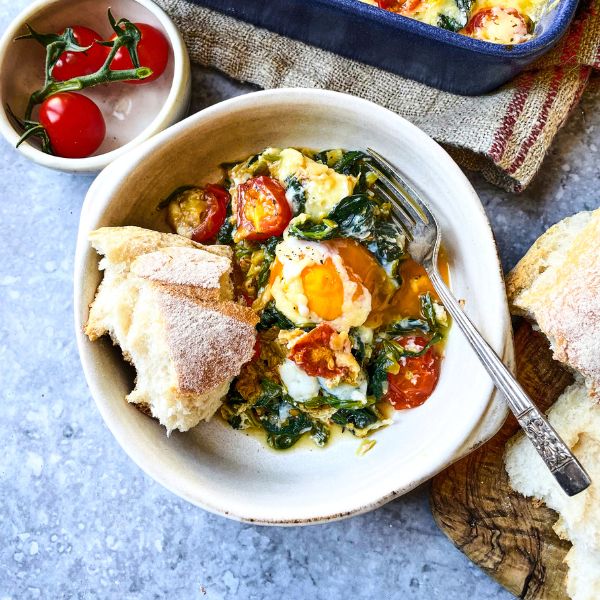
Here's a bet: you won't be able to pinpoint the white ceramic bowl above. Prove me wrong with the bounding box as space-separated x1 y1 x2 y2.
75 89 511 524
0 0 190 172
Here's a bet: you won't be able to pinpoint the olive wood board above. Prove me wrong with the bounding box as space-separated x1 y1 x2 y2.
431 321 575 599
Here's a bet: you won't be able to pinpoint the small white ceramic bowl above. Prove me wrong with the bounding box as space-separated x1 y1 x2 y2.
0 0 190 173
75 89 511 525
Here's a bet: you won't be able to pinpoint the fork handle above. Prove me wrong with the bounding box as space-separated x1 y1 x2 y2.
426 267 591 497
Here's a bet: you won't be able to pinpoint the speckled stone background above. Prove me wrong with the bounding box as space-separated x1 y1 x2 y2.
1 1 599 598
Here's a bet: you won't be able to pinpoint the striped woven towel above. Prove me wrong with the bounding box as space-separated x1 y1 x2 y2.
156 0 600 192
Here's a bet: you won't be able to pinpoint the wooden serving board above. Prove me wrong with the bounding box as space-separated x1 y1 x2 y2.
431 321 575 599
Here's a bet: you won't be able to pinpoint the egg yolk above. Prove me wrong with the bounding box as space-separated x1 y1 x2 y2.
266 239 449 328
327 238 449 327
328 239 396 327
301 258 344 321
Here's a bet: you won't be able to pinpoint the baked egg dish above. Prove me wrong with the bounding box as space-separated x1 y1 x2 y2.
360 0 547 44
163 147 450 450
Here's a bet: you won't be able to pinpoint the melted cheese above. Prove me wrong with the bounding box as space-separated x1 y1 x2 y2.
359 0 547 43
270 148 356 219
471 0 540 21
359 0 467 28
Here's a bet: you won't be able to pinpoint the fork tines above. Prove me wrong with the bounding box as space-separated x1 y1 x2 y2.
366 148 433 241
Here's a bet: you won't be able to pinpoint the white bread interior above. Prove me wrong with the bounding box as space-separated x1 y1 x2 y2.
505 380 600 600
504 207 600 600
506 209 600 397
85 226 257 434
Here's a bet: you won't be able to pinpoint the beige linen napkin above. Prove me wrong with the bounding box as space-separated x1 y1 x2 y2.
155 0 600 192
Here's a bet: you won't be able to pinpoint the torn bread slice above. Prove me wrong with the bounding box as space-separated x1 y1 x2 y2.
88 225 232 269
125 285 257 432
86 226 234 341
506 209 600 397
85 226 258 433
505 380 600 600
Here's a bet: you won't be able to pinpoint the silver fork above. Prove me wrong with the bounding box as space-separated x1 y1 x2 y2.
367 148 591 497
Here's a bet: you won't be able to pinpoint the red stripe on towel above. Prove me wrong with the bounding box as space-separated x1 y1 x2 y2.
488 72 536 163
506 68 564 175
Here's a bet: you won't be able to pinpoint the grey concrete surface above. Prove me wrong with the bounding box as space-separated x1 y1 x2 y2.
1 1 599 598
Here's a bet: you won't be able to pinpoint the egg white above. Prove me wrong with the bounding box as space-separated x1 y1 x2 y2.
279 359 320 403
270 237 372 331
319 374 368 404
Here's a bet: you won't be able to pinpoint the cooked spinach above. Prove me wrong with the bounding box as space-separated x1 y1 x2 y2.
227 414 244 429
350 328 368 366
420 292 440 332
388 317 432 335
456 0 473 14
254 379 286 408
332 151 368 176
256 237 279 290
287 194 375 242
257 301 296 331
225 387 246 406
331 407 378 430
261 408 312 447
285 176 307 214
253 379 316 450
438 14 463 31
247 153 260 166
385 293 445 337
216 199 234 244
313 148 344 168
233 240 253 267
438 0 472 31
288 194 407 268
287 216 338 241
310 421 330 447
303 391 373 411
368 333 443 400
368 339 401 400
372 221 406 262
329 194 375 241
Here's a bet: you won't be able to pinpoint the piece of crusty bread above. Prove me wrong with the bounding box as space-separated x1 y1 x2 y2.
506 209 600 397
85 226 258 433
505 380 600 600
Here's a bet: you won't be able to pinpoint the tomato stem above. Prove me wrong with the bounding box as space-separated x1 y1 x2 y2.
24 66 152 120
18 10 154 123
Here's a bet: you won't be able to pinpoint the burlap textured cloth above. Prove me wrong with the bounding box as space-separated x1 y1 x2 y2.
156 0 600 192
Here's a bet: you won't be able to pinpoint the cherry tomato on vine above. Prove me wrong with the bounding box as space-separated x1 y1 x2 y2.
384 336 441 410
52 26 109 81
234 176 292 242
109 23 169 84
38 92 106 158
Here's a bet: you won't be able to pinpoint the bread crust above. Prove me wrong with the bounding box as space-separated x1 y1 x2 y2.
85 226 257 433
506 209 600 397
505 380 600 600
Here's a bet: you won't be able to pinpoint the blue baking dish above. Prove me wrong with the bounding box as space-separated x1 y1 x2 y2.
189 0 579 95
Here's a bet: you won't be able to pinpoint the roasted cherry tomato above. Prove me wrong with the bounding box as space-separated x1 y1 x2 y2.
52 26 109 81
235 176 292 242
384 336 441 410
462 7 530 43
110 23 169 84
377 0 422 14
39 92 105 158
167 184 229 243
289 324 346 379
251 339 262 362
